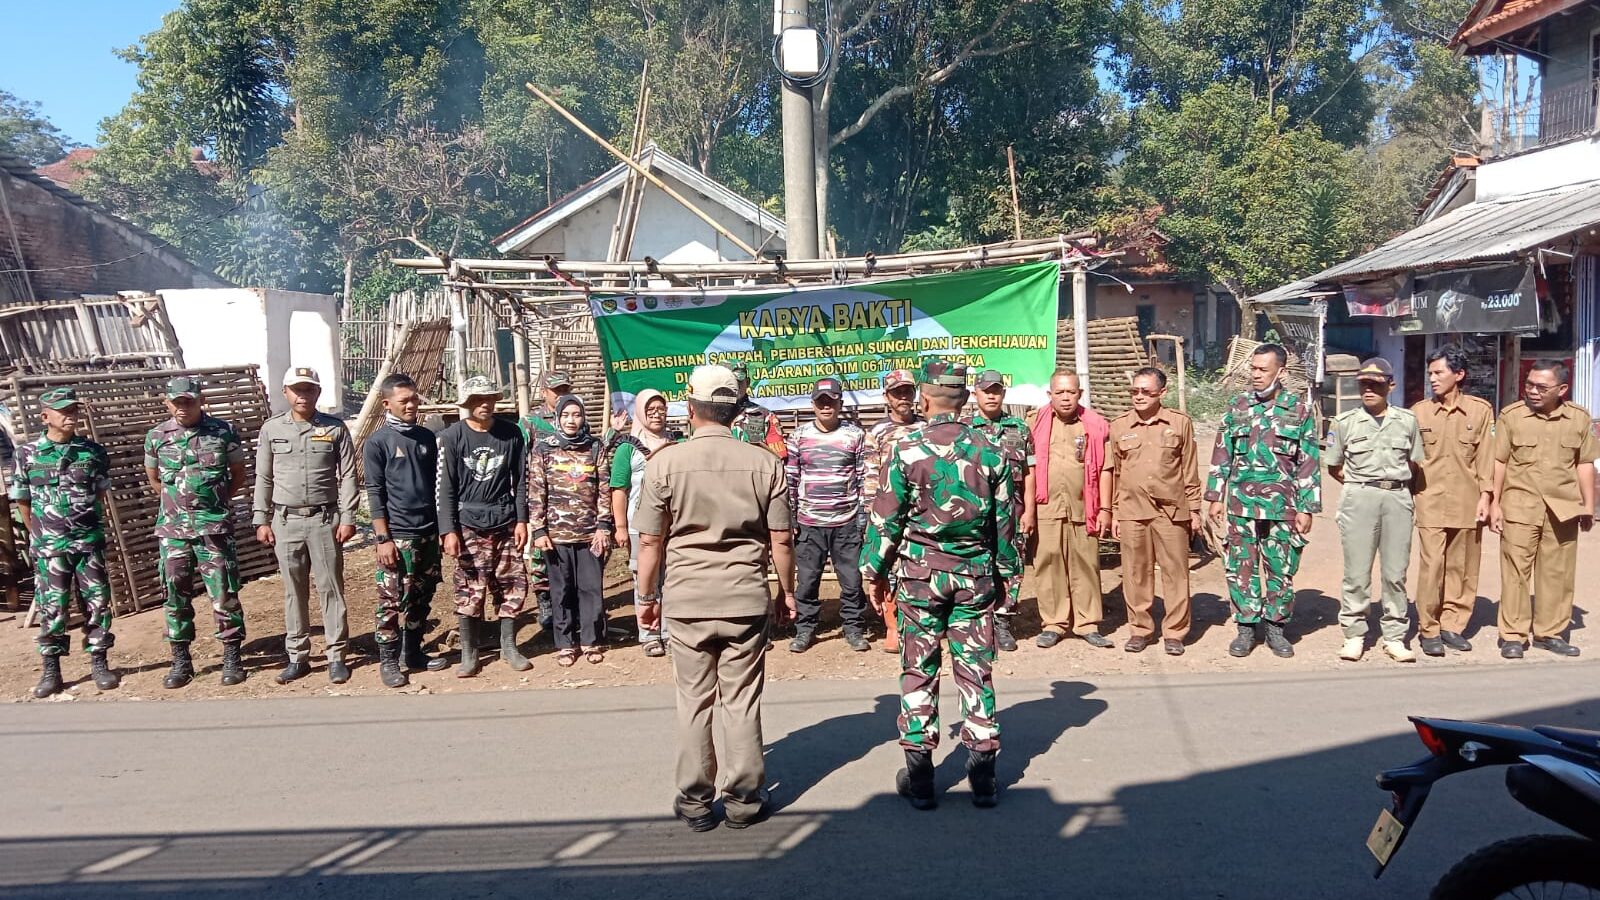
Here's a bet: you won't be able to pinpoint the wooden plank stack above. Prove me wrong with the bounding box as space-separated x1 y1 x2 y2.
550 341 608 417
349 318 452 465
0 366 274 615
1057 317 1147 418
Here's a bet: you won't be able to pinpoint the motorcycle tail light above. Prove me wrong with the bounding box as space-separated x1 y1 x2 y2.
1415 721 1448 756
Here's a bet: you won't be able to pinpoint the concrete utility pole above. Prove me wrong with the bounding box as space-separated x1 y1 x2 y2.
779 3 820 260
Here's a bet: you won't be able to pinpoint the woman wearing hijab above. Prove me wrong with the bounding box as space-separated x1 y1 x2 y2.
529 395 614 665
609 390 683 656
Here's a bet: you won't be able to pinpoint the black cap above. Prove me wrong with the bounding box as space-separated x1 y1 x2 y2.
812 377 843 400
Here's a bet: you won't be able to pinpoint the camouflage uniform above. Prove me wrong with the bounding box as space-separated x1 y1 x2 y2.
8 430 113 656
374 538 441 642
863 371 1018 753
146 413 247 643
528 426 613 649
730 398 787 458
518 408 557 601
969 410 1034 612
1204 386 1321 623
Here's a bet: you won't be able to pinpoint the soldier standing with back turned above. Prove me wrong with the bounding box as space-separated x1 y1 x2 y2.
145 376 249 689
863 361 1017 811
253 367 360 685
10 388 118 697
968 369 1035 653
1205 344 1320 660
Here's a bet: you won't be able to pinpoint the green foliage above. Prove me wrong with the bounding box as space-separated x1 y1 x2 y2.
0 90 79 165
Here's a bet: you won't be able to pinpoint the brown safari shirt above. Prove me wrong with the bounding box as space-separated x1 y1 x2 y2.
1411 393 1494 529
1493 400 1599 525
1108 408 1202 521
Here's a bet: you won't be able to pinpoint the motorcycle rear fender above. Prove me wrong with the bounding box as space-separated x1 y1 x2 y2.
1512 757 1600 842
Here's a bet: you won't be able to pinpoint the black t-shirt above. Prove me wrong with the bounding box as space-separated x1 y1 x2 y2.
436 418 527 533
363 423 439 537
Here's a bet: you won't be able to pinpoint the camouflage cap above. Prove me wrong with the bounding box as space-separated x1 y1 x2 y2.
166 376 201 400
457 375 504 405
883 369 916 390
974 369 1006 389
40 387 80 410
543 370 573 389
919 360 969 387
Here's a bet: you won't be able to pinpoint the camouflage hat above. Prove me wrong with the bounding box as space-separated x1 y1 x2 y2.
457 375 504 405
283 367 321 389
919 360 969 387
166 376 201 400
543 370 573 389
40 387 80 410
883 369 916 391
973 369 1007 389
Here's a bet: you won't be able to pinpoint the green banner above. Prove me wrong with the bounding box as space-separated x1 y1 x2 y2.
590 261 1060 413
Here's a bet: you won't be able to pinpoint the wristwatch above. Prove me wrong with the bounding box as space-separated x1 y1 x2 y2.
374 534 393 545
637 592 662 605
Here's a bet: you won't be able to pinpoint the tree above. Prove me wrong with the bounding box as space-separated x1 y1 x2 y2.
0 90 78 165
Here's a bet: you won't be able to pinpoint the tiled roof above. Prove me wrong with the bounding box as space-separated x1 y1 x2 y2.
33 148 97 189
1452 0 1588 49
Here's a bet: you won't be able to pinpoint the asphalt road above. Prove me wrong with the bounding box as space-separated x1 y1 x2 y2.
2 661 1598 899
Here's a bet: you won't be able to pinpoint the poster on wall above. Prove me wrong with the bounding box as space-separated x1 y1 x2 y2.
1344 277 1411 317
589 261 1060 413
1395 265 1539 335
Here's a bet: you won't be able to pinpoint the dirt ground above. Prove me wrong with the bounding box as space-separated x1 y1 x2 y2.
3 474 1595 702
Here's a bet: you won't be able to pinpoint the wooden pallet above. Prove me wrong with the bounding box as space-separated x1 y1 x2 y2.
1057 317 1147 418
0 366 274 614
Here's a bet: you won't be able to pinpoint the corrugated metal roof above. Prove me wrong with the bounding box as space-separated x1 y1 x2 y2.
1249 279 1337 305
1317 179 1600 281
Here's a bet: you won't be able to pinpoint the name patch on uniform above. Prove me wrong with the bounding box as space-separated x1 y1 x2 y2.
270 438 292 452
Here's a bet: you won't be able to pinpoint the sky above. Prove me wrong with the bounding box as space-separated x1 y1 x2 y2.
0 1 179 147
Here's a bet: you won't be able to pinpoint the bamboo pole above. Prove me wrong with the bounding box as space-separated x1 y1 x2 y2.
526 82 761 258
1006 145 1023 242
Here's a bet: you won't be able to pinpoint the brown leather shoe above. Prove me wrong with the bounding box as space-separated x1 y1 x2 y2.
1163 639 1185 656
1124 635 1150 653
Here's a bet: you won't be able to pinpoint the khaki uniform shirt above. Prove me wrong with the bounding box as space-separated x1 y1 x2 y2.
251 412 359 526
1108 408 1202 521
1040 419 1090 523
633 423 792 618
1494 401 1600 525
1326 406 1423 482
1411 394 1495 528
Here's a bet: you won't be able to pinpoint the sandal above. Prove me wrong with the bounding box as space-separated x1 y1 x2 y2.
556 649 578 668
583 647 606 665
644 640 667 658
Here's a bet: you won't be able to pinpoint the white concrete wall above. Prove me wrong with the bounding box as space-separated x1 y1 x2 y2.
1477 137 1600 199
519 171 784 262
160 288 341 415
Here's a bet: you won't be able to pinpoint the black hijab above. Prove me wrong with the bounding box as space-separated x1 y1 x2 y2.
545 394 594 451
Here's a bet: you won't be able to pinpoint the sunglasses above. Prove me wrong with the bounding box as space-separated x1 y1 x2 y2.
1128 387 1162 397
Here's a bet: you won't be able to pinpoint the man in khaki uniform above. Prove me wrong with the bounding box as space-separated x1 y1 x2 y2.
253 368 360 685
635 365 797 831
1491 360 1596 659
1327 358 1424 663
1031 371 1112 648
1106 367 1201 655
1411 346 1494 657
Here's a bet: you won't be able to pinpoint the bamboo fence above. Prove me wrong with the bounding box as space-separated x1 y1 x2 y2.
1056 316 1147 418
0 366 274 614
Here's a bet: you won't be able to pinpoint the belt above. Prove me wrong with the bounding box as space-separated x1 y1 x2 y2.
1350 479 1408 491
275 503 332 517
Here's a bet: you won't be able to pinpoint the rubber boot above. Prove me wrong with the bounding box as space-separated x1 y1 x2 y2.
163 641 194 689
994 615 1018 652
1264 621 1294 658
379 641 408 688
456 615 481 678
500 617 532 671
896 748 937 811
1227 623 1258 658
90 650 120 691
402 628 449 672
220 641 246 685
967 749 999 808
33 654 64 698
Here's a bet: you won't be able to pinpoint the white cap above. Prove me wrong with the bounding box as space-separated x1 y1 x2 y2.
283 367 321 388
686 365 739 403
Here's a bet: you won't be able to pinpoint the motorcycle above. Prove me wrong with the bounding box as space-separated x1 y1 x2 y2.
1369 716 1600 899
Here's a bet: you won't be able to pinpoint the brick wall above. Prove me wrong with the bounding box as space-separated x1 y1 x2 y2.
0 171 225 301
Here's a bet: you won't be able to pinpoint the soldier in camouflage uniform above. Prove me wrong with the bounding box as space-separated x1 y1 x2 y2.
519 370 572 633
968 369 1035 652
863 361 1017 811
861 368 925 652
8 388 119 697
1204 344 1321 659
729 364 787 458
144 376 249 689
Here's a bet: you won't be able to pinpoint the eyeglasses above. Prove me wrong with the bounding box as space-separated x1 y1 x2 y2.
1128 387 1162 397
1523 382 1560 394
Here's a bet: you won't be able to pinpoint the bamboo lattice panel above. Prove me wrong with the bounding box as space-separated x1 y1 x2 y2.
1056 317 1146 418
1 366 273 614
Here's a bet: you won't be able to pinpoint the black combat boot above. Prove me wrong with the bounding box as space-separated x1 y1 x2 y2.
993 615 1018 652
967 749 999 808
537 591 554 633
402 628 449 672
1264 621 1294 658
896 748 937 811
163 641 194 689
90 651 120 690
33 655 64 698
500 617 532 671
1227 623 1258 658
456 615 481 678
379 641 408 688
220 641 246 686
